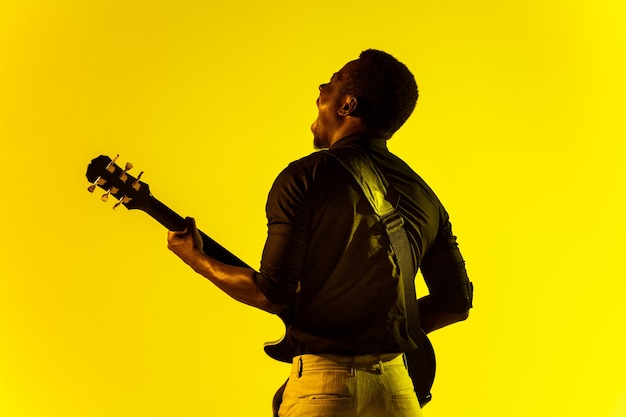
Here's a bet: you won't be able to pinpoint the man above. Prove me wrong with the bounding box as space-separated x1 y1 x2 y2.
168 49 473 417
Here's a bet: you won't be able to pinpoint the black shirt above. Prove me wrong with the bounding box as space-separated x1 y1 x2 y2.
256 135 472 355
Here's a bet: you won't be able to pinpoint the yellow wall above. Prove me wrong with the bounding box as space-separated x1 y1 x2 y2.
1 1 624 416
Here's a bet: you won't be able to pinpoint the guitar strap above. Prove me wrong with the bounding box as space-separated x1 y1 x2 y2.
328 148 433 405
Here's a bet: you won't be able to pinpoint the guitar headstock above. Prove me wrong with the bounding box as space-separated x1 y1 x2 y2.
86 155 152 211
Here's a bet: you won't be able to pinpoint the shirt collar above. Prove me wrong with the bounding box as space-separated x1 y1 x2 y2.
329 134 388 150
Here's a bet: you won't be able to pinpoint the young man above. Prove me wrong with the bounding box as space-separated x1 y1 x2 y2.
168 49 473 417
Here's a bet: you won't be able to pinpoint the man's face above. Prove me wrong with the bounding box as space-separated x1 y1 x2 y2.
311 60 359 149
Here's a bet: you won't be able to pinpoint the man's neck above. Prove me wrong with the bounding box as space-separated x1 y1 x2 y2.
327 120 375 148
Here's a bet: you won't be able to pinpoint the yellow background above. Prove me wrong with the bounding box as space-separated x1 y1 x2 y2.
1 0 625 416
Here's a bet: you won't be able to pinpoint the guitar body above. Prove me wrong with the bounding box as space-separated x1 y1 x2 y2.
86 154 435 408
407 330 436 407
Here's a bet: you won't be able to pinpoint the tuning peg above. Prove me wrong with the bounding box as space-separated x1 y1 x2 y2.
132 171 144 190
101 185 120 202
112 195 132 209
87 177 107 193
119 161 134 183
106 154 120 174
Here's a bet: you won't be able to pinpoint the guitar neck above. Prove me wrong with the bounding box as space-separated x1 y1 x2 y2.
145 195 250 268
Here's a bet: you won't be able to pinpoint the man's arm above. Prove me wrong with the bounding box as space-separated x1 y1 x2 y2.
167 217 285 314
418 221 473 334
418 295 470 334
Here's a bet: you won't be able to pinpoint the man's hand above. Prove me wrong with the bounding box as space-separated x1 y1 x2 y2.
167 217 205 270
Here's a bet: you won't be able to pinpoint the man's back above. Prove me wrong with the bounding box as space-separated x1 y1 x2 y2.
258 134 471 356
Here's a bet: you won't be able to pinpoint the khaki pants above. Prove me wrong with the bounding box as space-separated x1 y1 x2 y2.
276 353 422 417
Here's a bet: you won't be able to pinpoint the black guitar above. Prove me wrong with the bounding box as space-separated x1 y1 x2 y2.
86 154 435 407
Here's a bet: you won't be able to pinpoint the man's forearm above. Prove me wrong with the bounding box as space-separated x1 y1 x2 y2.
418 295 469 334
167 218 284 314
184 251 284 314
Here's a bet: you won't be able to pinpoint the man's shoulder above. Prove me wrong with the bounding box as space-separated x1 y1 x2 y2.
283 150 344 177
291 149 338 165
270 150 355 199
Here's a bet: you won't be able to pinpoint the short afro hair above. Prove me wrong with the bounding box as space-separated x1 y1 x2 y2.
342 49 418 139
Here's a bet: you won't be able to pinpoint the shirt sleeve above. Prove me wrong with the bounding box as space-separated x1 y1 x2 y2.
420 219 473 313
255 161 310 306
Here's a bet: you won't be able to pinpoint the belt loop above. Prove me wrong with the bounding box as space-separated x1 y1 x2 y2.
350 357 356 377
297 357 303 378
378 358 385 374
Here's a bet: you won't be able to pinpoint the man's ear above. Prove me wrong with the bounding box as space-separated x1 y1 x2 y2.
338 96 358 116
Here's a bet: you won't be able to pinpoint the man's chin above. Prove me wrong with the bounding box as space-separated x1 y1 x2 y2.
311 122 329 149
313 136 327 150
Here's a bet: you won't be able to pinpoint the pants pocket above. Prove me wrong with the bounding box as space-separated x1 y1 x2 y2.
298 394 353 404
